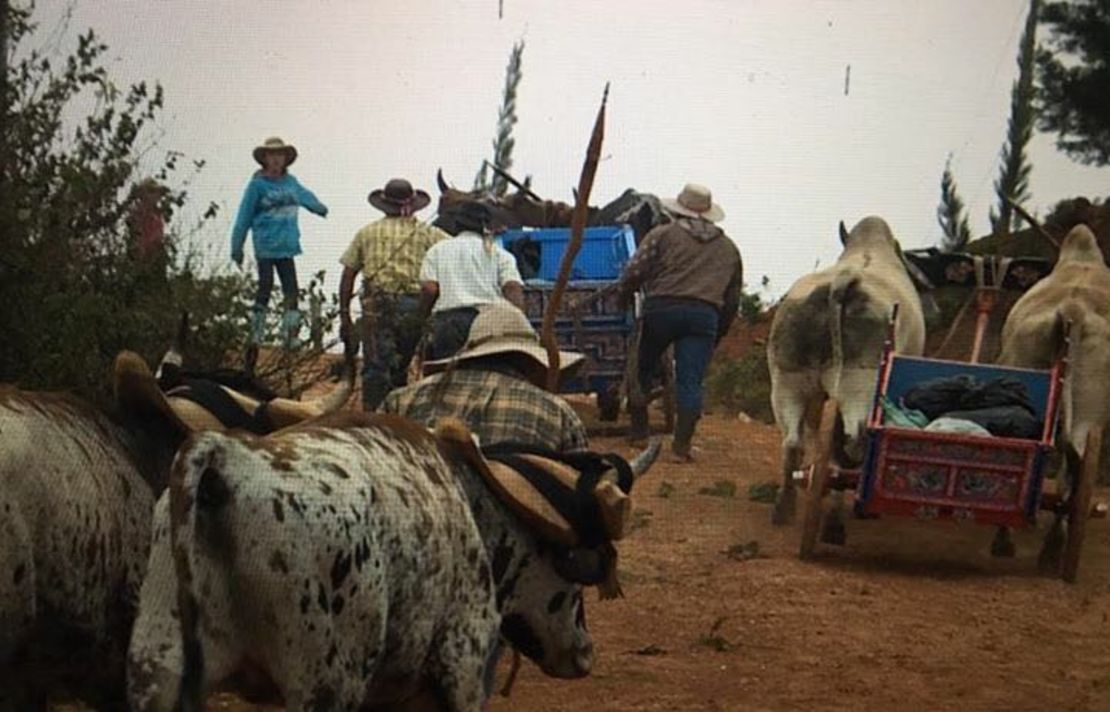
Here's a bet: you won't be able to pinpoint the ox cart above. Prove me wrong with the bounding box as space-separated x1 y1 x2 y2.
800 256 1106 582
499 225 672 424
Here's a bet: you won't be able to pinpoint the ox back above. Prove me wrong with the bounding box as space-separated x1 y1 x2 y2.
0 388 173 710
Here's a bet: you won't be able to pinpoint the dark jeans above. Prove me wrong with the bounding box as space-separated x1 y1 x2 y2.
256 257 299 309
361 293 425 410
637 297 719 415
426 307 479 362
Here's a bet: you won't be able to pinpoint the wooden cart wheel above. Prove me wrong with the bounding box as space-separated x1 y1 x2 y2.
800 399 839 560
1061 427 1101 583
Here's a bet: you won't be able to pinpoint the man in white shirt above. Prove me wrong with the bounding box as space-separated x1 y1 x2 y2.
419 201 526 360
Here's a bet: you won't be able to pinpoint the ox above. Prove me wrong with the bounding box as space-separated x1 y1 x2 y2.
433 170 669 243
127 414 659 711
998 224 1110 565
767 216 926 534
0 350 351 710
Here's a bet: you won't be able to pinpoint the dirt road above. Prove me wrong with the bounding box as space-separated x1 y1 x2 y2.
144 412 1110 712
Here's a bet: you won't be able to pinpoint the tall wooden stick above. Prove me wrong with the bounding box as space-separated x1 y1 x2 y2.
1003 195 1060 250
541 84 609 392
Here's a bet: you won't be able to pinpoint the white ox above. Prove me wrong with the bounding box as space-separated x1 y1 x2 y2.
998 224 1110 562
0 352 351 710
127 413 658 711
767 216 926 529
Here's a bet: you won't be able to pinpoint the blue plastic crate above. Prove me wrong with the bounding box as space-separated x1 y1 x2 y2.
499 225 636 282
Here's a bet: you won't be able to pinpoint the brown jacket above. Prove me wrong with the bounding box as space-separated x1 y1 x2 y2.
617 218 742 324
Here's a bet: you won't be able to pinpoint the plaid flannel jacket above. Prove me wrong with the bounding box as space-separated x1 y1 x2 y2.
379 368 588 452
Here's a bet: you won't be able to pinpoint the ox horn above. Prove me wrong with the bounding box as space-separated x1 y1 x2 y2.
629 438 662 480
436 168 451 193
839 220 850 245
265 357 355 426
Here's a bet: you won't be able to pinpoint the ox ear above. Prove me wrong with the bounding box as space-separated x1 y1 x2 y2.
839 220 850 245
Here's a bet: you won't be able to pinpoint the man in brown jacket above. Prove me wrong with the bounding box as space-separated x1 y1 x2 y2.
615 183 742 461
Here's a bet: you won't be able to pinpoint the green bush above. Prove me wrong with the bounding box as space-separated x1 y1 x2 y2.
704 346 773 423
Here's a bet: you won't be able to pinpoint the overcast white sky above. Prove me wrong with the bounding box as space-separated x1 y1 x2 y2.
32 0 1108 298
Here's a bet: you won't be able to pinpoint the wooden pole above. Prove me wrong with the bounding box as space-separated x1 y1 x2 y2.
1003 195 1059 250
541 84 608 392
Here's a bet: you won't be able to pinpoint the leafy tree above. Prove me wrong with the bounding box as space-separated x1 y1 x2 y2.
1037 0 1110 166
473 40 524 196
937 155 972 252
992 0 1040 234
0 3 337 402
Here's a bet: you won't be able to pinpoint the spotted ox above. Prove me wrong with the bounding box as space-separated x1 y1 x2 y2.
998 224 1110 564
127 413 658 711
0 352 351 710
767 216 925 532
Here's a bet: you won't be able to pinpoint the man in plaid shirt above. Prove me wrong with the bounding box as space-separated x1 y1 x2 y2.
339 178 449 409
379 303 588 453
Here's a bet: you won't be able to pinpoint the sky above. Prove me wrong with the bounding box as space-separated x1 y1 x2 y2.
29 0 1108 300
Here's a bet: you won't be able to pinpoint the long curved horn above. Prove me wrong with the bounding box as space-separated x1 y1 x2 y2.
436 168 451 193
264 357 355 426
839 220 850 245
629 438 662 480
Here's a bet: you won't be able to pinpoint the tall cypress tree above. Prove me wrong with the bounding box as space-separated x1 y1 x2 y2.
474 40 524 196
1037 0 1110 166
991 0 1040 235
938 155 972 252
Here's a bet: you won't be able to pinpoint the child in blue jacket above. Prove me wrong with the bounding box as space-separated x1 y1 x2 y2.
231 136 328 347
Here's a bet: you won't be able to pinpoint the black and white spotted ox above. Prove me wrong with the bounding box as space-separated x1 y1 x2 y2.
767 216 925 530
127 413 658 711
0 351 352 711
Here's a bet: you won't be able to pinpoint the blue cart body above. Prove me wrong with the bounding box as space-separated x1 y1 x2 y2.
498 225 637 416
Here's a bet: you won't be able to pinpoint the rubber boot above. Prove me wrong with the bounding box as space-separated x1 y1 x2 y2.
282 308 303 350
671 410 698 463
249 308 266 345
628 404 650 445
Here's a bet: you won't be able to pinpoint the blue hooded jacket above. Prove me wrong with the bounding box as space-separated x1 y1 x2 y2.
230 171 328 261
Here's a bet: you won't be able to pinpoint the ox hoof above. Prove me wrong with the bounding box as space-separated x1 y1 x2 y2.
1038 522 1065 573
820 518 846 546
990 529 1016 559
771 492 796 526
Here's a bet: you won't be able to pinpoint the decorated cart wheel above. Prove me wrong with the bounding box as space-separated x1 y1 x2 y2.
800 399 839 560
1061 427 1101 583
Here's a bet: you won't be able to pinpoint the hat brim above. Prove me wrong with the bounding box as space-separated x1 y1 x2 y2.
661 197 725 223
253 145 298 167
368 188 432 214
423 336 586 378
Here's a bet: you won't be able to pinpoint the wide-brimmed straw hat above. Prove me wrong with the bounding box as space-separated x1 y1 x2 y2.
252 136 298 167
423 303 585 383
368 178 432 215
661 183 725 222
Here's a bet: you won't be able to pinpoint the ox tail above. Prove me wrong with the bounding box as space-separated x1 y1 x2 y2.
168 434 231 712
1055 301 1086 451
828 269 861 400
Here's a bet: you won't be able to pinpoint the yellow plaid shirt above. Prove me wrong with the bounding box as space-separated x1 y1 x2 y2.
339 216 447 293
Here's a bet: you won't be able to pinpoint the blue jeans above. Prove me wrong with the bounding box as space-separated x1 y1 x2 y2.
637 298 719 415
255 258 299 310
361 293 424 410
426 307 479 362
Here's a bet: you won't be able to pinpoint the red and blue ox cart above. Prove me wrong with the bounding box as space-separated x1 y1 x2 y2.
800 305 1105 582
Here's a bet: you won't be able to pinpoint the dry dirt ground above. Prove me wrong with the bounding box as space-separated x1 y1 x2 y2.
179 404 1110 712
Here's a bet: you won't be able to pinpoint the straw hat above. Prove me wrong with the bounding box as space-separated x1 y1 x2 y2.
423 303 585 383
252 136 298 167
661 183 725 222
